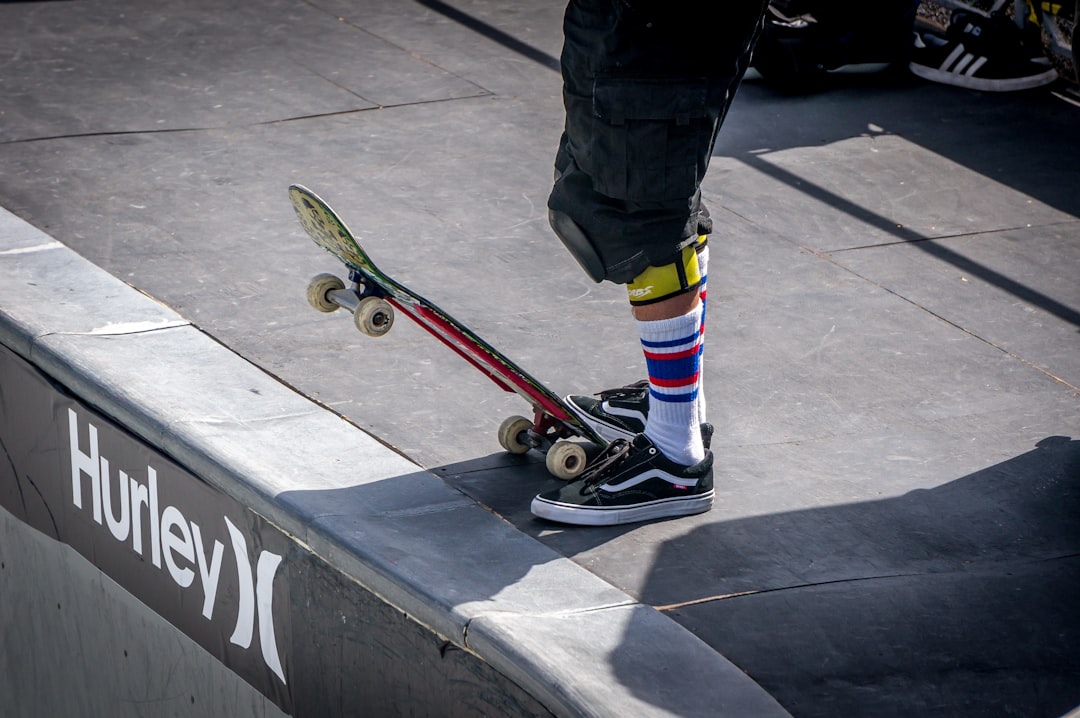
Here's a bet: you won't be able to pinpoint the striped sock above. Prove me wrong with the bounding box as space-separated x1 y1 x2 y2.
639 303 706 466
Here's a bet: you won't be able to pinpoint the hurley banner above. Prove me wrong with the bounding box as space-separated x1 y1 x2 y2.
0 344 292 713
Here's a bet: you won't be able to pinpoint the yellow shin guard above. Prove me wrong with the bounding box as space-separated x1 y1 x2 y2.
626 237 706 307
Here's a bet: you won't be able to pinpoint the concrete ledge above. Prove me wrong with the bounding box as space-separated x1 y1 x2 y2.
0 206 789 717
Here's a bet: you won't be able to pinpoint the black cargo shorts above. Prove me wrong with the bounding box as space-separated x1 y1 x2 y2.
548 0 768 284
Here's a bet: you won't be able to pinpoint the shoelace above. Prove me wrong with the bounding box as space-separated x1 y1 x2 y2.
580 438 633 487
596 380 649 402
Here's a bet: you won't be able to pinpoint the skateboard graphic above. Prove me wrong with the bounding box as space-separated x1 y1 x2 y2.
289 184 604 479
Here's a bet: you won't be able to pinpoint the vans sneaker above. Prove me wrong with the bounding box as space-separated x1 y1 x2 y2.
564 381 649 442
530 434 714 526
910 11 1058 91
564 380 714 448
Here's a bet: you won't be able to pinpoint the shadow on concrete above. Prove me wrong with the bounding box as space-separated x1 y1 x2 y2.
414 0 561 72
727 71 1080 221
715 77 1080 339
441 436 1080 717
735 148 1080 329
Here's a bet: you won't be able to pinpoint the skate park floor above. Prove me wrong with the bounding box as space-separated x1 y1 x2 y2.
2 0 1079 715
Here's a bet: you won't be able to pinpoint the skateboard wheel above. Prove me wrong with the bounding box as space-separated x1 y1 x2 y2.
307 273 345 313
546 441 587 481
354 297 394 337
498 415 534 455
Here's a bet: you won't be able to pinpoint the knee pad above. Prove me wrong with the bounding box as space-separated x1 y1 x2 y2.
627 239 704 307
548 209 606 283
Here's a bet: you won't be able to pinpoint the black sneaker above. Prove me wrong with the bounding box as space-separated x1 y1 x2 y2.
909 11 1058 92
564 381 649 443
530 434 714 526
564 380 714 448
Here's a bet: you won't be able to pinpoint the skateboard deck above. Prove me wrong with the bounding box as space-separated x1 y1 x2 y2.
289 184 603 479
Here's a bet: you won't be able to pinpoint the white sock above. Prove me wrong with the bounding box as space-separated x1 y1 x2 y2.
639 304 706 466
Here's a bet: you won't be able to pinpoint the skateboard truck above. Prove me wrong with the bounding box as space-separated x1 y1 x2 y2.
497 410 589 480
307 270 396 338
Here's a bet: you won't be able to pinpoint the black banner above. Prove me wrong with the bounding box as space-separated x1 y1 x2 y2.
0 344 292 713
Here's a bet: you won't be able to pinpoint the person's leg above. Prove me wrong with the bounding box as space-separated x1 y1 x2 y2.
634 234 710 422
564 236 711 443
548 0 768 285
532 246 713 526
627 247 706 467
532 0 768 526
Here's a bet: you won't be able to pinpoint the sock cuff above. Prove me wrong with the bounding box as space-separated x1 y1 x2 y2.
637 305 704 354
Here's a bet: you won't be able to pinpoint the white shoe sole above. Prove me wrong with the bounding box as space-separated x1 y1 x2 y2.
530 491 714 527
910 61 1058 92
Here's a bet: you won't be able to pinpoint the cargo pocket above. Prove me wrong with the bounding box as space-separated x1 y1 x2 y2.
586 77 712 203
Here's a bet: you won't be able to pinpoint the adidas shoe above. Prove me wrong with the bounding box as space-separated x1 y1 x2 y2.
530 434 714 526
909 11 1058 92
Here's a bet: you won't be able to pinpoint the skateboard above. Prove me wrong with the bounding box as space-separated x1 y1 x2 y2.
289 184 604 480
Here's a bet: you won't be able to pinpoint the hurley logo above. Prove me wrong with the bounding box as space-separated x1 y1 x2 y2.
67 408 286 684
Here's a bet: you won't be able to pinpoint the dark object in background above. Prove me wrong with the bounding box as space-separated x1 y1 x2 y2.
751 0 919 90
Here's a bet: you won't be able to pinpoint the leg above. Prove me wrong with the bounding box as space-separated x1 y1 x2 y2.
563 237 712 444
631 290 700 322
626 245 706 466
532 1 769 526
